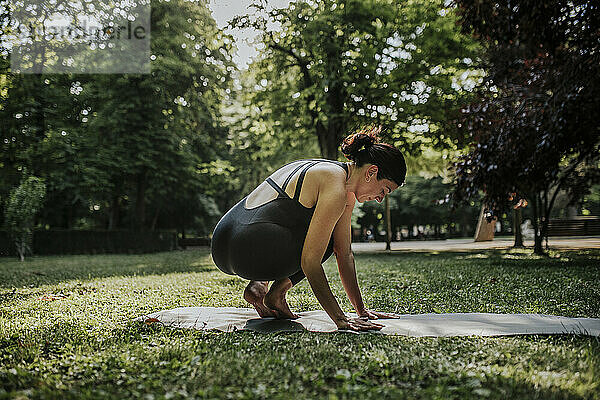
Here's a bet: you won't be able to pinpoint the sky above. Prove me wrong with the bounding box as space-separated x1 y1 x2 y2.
207 0 292 69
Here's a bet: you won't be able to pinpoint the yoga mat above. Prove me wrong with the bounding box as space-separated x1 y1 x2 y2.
136 307 600 337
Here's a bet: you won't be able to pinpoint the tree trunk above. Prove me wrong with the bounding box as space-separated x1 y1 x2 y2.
534 231 543 254
34 75 46 140
108 195 120 230
513 207 523 247
134 170 147 232
316 122 329 158
326 127 341 160
385 196 391 251
150 206 160 231
180 227 186 250
531 193 544 255
317 119 344 159
540 213 550 253
319 63 346 159
18 237 25 261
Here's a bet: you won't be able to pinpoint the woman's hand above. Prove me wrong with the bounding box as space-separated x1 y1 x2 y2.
357 309 402 320
336 316 384 332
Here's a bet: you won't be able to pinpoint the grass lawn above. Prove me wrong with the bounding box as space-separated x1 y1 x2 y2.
1 248 599 399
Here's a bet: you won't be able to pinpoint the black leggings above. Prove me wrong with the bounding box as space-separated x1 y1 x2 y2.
210 196 335 285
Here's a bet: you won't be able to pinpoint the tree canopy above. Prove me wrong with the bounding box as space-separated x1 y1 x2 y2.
452 0 600 253
230 0 481 159
1 0 235 235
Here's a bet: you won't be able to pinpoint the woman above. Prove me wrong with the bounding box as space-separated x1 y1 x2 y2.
211 127 406 331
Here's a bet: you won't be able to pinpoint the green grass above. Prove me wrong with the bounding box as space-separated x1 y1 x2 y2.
1 248 599 399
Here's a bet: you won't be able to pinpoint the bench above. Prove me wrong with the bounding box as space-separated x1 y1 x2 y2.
547 217 600 236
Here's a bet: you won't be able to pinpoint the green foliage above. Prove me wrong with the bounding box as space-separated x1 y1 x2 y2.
581 185 600 216
74 0 236 232
3 172 46 261
0 249 599 398
351 203 365 230
452 0 600 254
358 175 480 236
231 0 481 159
0 0 236 234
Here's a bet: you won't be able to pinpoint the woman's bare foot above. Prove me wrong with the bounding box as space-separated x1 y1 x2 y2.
244 281 277 318
264 278 299 319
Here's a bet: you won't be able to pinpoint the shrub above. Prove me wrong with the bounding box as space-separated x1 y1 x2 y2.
3 173 46 261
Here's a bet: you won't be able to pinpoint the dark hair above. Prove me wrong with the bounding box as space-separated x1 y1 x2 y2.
340 126 407 186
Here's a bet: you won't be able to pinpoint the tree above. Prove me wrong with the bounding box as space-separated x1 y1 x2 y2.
231 0 480 159
78 0 235 232
452 0 600 254
0 74 84 228
581 185 600 216
3 172 46 261
1 0 236 234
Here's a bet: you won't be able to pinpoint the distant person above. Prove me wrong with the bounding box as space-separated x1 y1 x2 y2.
366 228 375 242
521 219 535 239
211 127 406 331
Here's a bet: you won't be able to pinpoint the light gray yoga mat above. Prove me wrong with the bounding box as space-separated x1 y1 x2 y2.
136 307 600 337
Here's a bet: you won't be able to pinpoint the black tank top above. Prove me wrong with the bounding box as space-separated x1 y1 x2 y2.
210 158 348 278
241 158 349 231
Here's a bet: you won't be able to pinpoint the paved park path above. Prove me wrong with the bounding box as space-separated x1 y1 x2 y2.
351 236 600 253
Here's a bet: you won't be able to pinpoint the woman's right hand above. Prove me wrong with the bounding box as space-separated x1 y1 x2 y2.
336 316 384 332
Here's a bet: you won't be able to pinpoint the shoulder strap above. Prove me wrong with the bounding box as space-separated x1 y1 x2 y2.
281 163 306 191
265 178 289 198
268 159 347 202
293 161 319 201
262 161 309 200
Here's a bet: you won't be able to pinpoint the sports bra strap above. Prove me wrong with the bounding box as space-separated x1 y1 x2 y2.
281 163 306 191
263 159 348 203
265 177 289 198
293 161 320 201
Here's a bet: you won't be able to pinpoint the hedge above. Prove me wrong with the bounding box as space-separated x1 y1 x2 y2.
178 237 211 247
0 229 177 257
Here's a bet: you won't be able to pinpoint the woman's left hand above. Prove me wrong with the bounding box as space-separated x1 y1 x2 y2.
357 309 402 320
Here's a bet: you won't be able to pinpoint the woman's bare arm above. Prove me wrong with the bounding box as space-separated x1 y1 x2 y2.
332 194 368 315
332 192 402 320
300 170 382 331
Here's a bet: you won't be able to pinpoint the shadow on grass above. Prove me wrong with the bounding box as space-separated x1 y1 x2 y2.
0 249 217 289
0 290 41 306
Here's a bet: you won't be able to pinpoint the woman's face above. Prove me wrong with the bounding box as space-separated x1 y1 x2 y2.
356 165 399 203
